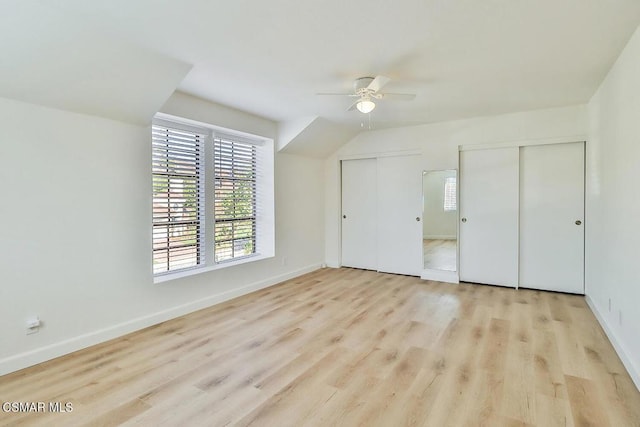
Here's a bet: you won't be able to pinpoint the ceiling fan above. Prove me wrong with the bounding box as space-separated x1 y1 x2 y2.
317 76 416 113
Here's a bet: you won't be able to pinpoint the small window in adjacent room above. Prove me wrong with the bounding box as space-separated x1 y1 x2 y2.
443 176 457 211
152 114 274 279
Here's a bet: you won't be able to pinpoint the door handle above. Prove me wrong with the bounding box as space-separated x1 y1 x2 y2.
575 220 582 225
343 215 347 219
461 217 467 223
416 217 420 222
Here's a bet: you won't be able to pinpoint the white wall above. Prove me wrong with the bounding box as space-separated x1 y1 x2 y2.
0 93 325 375
423 170 457 239
325 105 587 267
586 25 640 388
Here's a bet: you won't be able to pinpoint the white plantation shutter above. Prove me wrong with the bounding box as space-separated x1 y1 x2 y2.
152 124 205 274
213 135 257 262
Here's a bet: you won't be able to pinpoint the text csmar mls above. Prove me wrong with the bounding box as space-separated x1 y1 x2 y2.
2 401 73 413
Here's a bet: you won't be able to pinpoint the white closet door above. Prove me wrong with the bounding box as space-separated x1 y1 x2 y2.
377 155 423 276
459 147 519 287
341 158 377 270
519 142 585 294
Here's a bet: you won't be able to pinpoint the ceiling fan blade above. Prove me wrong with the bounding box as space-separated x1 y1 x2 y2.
316 92 358 97
367 75 391 92
347 99 360 111
380 93 416 101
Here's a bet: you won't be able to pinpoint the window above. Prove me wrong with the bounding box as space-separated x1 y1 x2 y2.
213 137 256 262
152 125 204 274
443 176 457 211
152 115 274 278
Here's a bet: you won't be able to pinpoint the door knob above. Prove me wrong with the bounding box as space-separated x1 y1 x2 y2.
416 217 421 222
461 217 467 223
575 220 582 225
343 215 346 219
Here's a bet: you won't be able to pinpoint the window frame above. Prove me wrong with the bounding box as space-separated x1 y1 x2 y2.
152 114 274 283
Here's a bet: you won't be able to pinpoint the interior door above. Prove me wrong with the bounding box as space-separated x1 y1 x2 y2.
341 158 377 270
459 147 519 287
377 154 423 276
519 142 585 294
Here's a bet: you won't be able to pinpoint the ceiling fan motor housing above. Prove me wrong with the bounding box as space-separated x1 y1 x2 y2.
354 77 375 94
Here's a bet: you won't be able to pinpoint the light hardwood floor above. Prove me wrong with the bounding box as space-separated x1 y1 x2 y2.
1 268 639 426
423 239 457 271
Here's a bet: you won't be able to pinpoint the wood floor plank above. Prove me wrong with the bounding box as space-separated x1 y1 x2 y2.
532 328 568 400
1 268 639 426
234 347 346 427
352 346 428 427
535 393 574 427
565 374 611 427
392 364 446 427
305 375 382 427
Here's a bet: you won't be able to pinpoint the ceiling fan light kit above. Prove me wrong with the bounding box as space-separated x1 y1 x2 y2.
356 98 376 113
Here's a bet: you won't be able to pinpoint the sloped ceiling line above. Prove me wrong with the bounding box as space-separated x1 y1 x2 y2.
0 1 192 125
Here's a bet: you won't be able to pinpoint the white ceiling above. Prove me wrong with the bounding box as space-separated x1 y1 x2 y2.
3 0 640 134
0 1 191 125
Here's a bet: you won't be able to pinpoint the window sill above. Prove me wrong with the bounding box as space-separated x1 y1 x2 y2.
153 253 273 284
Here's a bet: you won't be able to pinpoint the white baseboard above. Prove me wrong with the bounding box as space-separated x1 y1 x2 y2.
0 263 321 376
585 295 640 391
423 235 457 240
421 269 459 283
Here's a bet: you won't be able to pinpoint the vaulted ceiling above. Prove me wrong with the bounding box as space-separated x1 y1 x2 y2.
2 1 640 155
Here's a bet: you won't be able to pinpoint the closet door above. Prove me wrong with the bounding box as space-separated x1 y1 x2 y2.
341 158 377 270
459 147 519 287
519 142 585 294
377 155 423 276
